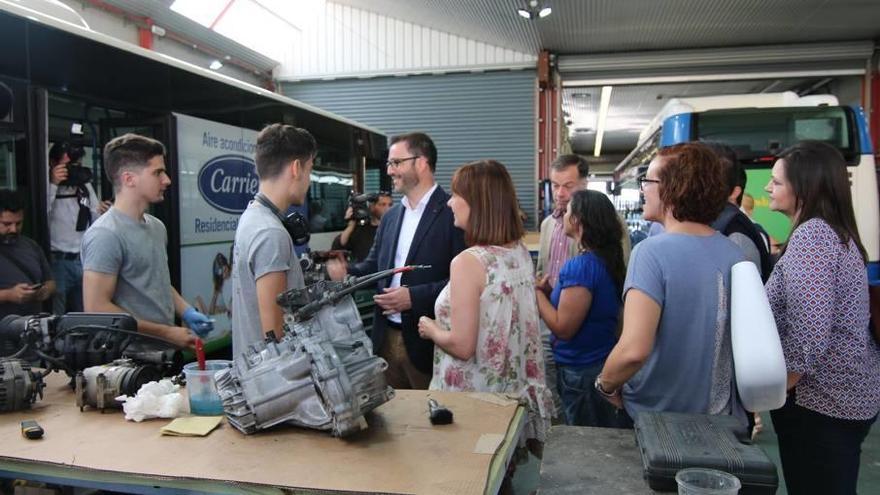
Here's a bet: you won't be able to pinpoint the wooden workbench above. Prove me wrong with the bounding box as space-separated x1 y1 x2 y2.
0 372 524 494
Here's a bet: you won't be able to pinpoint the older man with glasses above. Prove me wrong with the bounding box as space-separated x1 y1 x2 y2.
328 132 465 389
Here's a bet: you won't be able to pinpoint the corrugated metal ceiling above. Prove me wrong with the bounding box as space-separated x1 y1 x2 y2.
335 0 880 55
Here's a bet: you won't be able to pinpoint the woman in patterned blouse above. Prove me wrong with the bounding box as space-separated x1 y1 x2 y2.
765 140 880 495
417 160 553 448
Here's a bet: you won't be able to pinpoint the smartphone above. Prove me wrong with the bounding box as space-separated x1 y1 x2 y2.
28 283 44 290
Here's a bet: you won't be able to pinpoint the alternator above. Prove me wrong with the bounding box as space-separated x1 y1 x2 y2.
215 268 426 437
75 359 162 412
0 358 44 412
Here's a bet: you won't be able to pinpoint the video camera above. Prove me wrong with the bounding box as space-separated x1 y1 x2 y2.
349 191 380 225
50 123 93 188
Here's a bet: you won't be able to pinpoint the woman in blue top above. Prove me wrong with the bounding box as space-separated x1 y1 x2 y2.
535 190 626 427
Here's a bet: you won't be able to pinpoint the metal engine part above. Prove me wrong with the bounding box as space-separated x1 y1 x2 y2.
216 267 426 437
0 358 45 412
75 359 162 411
0 312 183 377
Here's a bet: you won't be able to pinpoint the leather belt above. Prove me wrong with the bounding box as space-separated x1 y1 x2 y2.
51 251 79 261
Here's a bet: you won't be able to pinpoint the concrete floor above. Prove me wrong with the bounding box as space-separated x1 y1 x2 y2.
520 414 880 494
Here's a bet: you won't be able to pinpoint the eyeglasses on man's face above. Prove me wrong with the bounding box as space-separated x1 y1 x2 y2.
638 177 661 191
386 156 420 169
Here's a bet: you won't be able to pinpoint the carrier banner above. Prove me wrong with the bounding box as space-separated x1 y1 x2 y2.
179 242 234 347
175 113 257 347
174 112 258 245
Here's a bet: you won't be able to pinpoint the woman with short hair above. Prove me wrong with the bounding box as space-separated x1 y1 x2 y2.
418 159 552 444
765 140 880 494
596 142 746 425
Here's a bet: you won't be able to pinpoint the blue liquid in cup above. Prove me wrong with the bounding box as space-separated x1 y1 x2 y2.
189 395 224 415
183 360 231 416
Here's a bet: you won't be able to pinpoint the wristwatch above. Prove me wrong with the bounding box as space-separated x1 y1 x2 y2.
594 375 620 398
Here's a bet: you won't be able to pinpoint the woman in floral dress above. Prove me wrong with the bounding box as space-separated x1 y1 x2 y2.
417 159 553 445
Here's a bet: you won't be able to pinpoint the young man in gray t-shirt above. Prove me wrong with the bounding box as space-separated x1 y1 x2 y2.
81 134 212 349
231 124 315 358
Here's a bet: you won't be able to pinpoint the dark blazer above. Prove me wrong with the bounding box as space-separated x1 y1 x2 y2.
350 185 466 374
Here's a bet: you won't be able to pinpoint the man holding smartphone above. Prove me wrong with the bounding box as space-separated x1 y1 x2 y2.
0 189 56 319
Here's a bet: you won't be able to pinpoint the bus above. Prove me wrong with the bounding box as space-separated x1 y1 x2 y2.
614 91 879 284
0 1 388 351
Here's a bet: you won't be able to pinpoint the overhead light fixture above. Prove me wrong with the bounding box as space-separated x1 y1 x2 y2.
593 85 613 157
209 60 223 70
517 0 552 20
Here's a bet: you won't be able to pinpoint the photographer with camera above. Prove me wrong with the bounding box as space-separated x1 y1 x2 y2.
331 191 392 262
47 142 111 314
0 189 55 319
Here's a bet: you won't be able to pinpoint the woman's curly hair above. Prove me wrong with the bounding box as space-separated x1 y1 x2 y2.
656 142 728 224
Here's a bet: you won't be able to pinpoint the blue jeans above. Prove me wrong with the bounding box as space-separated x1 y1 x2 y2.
51 256 83 314
557 360 627 428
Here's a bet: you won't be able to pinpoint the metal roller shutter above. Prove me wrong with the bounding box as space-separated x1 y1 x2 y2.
282 70 538 228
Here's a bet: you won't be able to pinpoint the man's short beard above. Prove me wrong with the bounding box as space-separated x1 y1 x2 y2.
0 234 19 245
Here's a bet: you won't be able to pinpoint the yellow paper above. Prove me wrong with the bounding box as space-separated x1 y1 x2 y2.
472 433 505 455
160 416 223 437
467 393 518 407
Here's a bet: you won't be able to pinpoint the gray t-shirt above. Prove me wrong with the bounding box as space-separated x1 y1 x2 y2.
622 232 746 424
231 201 304 358
81 208 174 331
728 232 762 271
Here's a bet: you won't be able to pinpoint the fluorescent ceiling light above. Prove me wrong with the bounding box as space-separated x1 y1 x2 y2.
209 60 223 70
539 7 552 18
593 85 613 157
517 9 532 19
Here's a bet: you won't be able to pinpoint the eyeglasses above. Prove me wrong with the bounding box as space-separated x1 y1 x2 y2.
386 156 420 169
638 177 661 191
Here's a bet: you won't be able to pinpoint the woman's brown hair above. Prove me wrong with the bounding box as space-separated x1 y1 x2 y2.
777 140 867 263
451 160 524 246
656 142 728 224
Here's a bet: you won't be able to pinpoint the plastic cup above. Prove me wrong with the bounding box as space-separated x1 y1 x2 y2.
676 468 742 495
183 360 231 416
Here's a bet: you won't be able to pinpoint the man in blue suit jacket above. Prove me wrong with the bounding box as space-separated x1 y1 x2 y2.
328 132 465 389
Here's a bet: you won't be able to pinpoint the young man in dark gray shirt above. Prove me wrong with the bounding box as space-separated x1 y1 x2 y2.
0 189 55 318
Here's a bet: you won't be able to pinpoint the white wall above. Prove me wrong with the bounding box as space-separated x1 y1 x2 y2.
278 1 536 80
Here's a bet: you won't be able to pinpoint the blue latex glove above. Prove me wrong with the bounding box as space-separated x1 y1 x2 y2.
182 306 214 336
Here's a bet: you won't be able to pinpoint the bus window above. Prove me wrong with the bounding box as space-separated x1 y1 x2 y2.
0 132 14 189
308 168 353 233
695 106 857 164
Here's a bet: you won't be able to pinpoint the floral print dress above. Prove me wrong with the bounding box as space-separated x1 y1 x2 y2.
430 243 553 442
